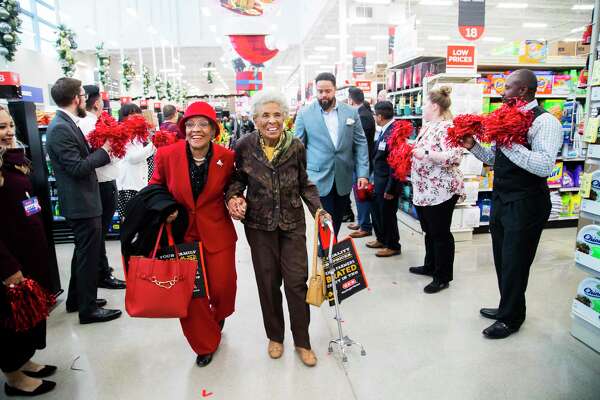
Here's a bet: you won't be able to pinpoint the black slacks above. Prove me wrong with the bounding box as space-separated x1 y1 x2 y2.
66 217 102 316
490 192 551 328
0 321 46 373
245 225 311 349
98 180 117 279
415 195 459 283
319 181 349 238
371 192 401 250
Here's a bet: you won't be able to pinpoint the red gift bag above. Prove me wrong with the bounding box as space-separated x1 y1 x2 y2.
125 224 197 318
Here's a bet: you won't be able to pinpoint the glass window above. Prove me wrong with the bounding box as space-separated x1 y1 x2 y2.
21 32 36 51
20 14 34 34
36 2 57 25
40 39 54 56
19 0 33 13
39 0 56 7
38 22 56 42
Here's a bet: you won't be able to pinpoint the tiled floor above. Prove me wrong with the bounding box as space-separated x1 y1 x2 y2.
3 219 600 400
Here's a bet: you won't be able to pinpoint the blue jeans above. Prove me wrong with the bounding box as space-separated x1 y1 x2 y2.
352 172 372 233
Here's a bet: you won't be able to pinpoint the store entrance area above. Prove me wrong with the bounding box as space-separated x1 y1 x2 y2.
21 221 600 400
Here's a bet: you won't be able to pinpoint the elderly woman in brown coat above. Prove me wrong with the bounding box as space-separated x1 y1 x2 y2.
227 90 330 367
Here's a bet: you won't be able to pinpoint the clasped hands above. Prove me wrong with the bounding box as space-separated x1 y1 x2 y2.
227 196 247 220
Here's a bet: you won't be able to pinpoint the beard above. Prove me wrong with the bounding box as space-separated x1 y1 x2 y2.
318 98 334 111
76 103 87 118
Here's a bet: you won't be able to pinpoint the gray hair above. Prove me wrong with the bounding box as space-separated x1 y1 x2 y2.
250 90 289 119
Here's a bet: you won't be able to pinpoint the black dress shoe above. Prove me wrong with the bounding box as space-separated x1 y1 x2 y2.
67 299 107 313
482 321 519 339
5 380 56 397
22 365 57 378
480 308 499 320
342 212 355 223
196 353 213 367
409 266 434 276
98 275 126 289
424 280 449 294
79 308 122 324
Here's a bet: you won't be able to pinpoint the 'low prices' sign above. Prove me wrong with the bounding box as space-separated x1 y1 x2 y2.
322 239 369 306
446 45 477 74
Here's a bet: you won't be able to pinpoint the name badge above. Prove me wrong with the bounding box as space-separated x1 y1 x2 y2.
378 140 387 151
22 196 42 216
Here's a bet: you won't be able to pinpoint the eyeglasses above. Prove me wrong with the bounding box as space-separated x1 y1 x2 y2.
185 121 212 129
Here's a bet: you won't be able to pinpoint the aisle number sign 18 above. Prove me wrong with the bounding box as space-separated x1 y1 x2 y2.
458 0 486 41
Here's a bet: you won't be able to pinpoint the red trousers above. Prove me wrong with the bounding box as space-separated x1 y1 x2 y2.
179 245 237 355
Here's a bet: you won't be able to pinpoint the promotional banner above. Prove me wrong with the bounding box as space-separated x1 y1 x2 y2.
352 51 367 73
229 35 279 66
355 80 372 94
236 70 263 91
156 241 209 299
322 238 369 306
458 0 486 41
21 85 44 103
388 26 396 64
446 45 477 73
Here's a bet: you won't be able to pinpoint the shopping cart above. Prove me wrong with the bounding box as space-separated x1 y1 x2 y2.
323 220 367 363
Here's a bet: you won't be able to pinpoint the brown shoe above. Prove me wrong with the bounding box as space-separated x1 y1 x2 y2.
268 340 284 359
295 347 317 367
376 248 401 257
349 230 371 239
366 240 384 249
348 223 360 231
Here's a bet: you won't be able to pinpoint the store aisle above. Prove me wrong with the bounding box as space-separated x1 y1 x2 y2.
2 221 599 400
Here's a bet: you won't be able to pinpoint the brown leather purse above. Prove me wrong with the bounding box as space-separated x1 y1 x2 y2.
306 209 326 307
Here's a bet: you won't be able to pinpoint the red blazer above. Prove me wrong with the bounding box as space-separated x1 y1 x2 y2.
150 141 237 253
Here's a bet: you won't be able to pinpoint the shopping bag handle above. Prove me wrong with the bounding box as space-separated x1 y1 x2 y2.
311 208 322 278
151 223 177 259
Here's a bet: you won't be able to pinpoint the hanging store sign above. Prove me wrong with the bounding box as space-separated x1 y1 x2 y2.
229 35 279 66
446 45 477 73
21 85 44 103
355 80 372 93
458 0 486 41
236 70 263 91
120 96 132 104
0 71 21 99
352 51 367 73
388 26 396 64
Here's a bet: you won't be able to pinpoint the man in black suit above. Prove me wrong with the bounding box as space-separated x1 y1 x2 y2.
366 101 401 257
46 78 122 324
348 87 376 239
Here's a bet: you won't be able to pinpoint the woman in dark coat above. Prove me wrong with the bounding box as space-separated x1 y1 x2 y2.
227 91 330 367
0 107 57 396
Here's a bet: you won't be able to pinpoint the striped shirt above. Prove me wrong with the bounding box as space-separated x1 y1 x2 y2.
470 100 563 177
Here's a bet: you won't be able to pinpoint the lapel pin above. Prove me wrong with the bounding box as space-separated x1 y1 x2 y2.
217 159 223 167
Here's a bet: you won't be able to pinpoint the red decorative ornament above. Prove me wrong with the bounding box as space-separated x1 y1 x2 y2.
122 114 150 143
446 114 485 148
2 278 55 332
229 35 279 65
483 99 534 148
386 120 415 181
87 112 129 158
151 130 178 148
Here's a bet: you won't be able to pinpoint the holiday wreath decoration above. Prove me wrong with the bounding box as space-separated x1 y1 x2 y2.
55 24 77 77
0 0 22 62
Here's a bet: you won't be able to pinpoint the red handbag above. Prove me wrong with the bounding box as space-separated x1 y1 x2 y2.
125 224 197 318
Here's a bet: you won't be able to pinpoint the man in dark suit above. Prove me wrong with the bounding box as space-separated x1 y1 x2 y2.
347 87 376 239
46 77 122 324
367 101 401 257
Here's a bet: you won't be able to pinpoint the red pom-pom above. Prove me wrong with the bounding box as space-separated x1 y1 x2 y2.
2 278 55 332
87 112 129 158
151 130 178 148
446 114 485 148
483 99 534 148
122 114 150 143
386 120 414 181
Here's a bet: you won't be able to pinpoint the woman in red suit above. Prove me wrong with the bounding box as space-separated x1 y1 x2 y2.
149 102 237 367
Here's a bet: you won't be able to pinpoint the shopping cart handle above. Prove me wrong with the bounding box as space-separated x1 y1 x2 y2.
324 219 334 233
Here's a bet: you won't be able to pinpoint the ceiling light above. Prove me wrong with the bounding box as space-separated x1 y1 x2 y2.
523 22 547 28
571 26 586 33
497 3 528 8
125 7 137 17
370 35 389 40
483 37 505 42
201 7 211 16
355 46 376 51
308 54 328 60
427 35 450 41
563 37 581 42
315 46 336 52
572 4 594 10
419 0 453 5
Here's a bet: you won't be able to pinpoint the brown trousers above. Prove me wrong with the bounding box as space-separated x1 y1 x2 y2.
245 226 311 349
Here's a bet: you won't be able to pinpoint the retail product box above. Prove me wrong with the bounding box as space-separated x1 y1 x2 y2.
387 71 396 92
576 42 591 57
396 69 404 91
519 40 548 64
491 74 506 96
404 66 413 89
463 180 480 204
477 76 492 95
462 206 481 228
459 153 484 176
575 216 600 273
547 161 564 186
535 72 554 95
549 41 577 57
451 209 463 230
412 62 429 88
552 74 572 95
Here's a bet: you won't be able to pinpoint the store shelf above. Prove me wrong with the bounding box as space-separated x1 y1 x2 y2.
426 72 480 83
557 157 586 161
394 115 422 120
53 215 66 222
575 250 600 275
48 176 56 182
558 187 581 192
389 87 422 96
477 58 586 71
50 196 58 200
548 184 562 189
398 210 422 233
479 188 493 192
479 221 490 226
483 94 586 99
549 215 579 221
572 300 600 331
389 56 445 70
587 144 600 159
582 199 600 217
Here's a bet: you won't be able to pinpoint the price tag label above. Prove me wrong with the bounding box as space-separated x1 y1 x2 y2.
580 173 592 198
584 117 599 143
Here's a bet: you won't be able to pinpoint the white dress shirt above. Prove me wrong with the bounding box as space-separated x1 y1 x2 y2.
117 140 156 191
321 102 339 148
79 112 120 183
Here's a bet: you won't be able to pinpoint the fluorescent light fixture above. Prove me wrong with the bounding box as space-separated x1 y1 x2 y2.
308 54 328 60
209 25 217 33
370 35 389 40
427 35 450 41
315 46 336 52
125 7 137 17
419 0 453 5
571 26 586 33
201 7 211 16
572 4 594 10
355 46 376 51
563 37 581 42
523 22 547 28
483 36 505 42
497 3 528 9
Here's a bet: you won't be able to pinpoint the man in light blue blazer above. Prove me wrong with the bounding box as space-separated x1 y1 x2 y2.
295 73 370 237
